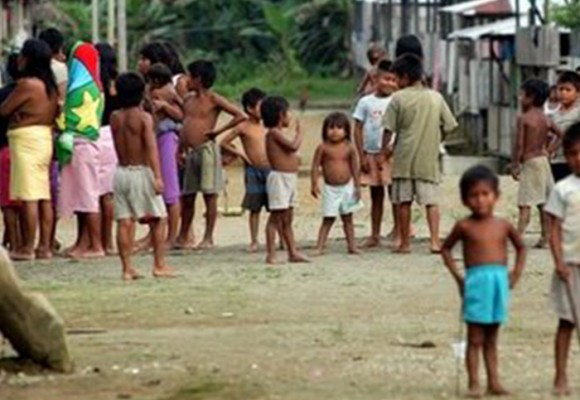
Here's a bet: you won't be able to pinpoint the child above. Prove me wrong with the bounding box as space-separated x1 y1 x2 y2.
545 122 580 396
353 59 397 248
545 85 560 118
441 165 526 398
220 88 271 252
147 63 184 248
357 43 387 96
110 72 174 280
176 60 246 249
512 79 563 248
262 96 308 264
550 71 580 182
311 112 361 255
383 54 458 254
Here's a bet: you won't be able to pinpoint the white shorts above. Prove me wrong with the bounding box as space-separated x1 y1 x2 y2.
267 171 298 211
322 180 362 218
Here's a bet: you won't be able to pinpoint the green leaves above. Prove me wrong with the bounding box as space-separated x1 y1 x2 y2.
553 1 580 29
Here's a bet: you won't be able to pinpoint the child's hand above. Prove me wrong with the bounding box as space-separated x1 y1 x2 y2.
509 270 519 289
152 99 168 111
557 264 572 282
361 154 371 173
311 183 321 199
154 177 164 195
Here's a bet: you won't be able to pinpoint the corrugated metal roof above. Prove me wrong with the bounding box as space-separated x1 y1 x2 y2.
447 18 567 40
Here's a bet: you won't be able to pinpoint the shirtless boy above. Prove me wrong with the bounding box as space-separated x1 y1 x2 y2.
512 79 563 248
356 43 387 96
220 88 271 252
111 73 174 280
176 60 246 249
441 166 526 398
262 96 308 264
147 63 184 248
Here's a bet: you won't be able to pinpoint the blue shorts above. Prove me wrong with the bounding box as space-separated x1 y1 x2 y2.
464 265 510 325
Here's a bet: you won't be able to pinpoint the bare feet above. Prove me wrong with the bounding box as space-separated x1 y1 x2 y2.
70 249 105 260
10 251 35 261
174 239 196 250
266 254 281 265
195 239 214 250
35 248 54 260
312 248 325 257
392 246 411 254
430 246 442 255
348 247 362 255
153 266 177 278
465 387 483 398
289 252 310 263
248 242 259 253
123 269 144 281
487 385 510 397
553 381 571 397
362 237 380 248
105 247 118 256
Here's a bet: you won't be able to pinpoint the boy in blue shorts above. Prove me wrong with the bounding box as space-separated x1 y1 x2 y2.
441 166 526 398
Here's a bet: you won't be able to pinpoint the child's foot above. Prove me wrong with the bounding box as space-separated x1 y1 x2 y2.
348 247 362 255
553 381 571 397
123 268 144 281
312 248 325 257
486 385 510 397
362 237 380 248
392 245 411 254
289 252 310 263
75 249 106 260
266 254 281 265
174 239 196 250
10 251 35 261
195 239 214 250
465 387 483 399
105 247 117 256
248 242 259 253
35 248 54 260
429 245 442 254
153 266 177 278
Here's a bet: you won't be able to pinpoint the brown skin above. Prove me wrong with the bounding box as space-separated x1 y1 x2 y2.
149 82 184 122
265 112 308 264
311 126 361 255
354 70 397 248
220 103 273 252
512 97 564 248
548 140 580 396
111 106 174 280
441 181 526 398
176 79 246 249
0 77 59 260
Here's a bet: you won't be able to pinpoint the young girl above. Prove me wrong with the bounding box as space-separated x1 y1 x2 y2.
311 112 362 255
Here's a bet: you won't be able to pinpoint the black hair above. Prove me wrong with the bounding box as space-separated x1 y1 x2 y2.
322 112 351 142
521 78 549 107
6 53 19 81
116 72 145 109
139 42 170 66
459 165 499 202
19 39 57 96
241 88 267 113
162 42 185 75
377 59 393 73
395 35 424 59
38 28 64 56
261 96 289 128
557 71 580 90
147 63 172 87
187 60 216 89
391 54 423 84
95 42 118 96
563 121 580 153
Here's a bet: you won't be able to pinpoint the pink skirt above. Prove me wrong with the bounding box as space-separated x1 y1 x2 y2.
97 126 118 196
0 147 17 207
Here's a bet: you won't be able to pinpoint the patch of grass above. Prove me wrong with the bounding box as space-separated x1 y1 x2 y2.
215 76 358 103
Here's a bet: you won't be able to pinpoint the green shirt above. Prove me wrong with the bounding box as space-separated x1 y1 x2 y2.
382 84 457 183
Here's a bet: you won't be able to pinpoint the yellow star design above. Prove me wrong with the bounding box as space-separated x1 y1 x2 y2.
71 91 101 133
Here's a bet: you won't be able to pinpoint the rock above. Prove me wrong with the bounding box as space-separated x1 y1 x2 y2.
0 248 72 372
184 308 194 315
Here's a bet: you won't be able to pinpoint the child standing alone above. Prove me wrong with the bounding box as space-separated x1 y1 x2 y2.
545 122 580 396
311 112 362 255
441 166 526 398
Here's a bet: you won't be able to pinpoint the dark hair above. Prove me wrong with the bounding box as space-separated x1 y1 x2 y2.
241 88 267 113
391 54 423 84
95 42 118 95
521 79 549 107
377 59 393 73
19 39 57 96
459 165 499 202
38 28 64 56
557 71 580 90
139 42 170 66
6 53 19 81
395 35 424 59
187 60 216 89
322 112 351 142
261 96 289 128
162 42 185 75
563 122 580 153
147 63 172 87
116 72 145 108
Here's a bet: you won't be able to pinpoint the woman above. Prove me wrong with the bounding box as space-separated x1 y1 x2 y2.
96 42 120 255
0 39 59 260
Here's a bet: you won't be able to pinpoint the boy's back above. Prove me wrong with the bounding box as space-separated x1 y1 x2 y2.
112 108 153 167
238 120 269 168
520 109 552 161
383 84 457 183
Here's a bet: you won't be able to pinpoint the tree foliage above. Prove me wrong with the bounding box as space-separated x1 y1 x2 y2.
553 1 580 29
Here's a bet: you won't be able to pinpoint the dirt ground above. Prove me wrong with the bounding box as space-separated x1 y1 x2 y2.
1 110 578 400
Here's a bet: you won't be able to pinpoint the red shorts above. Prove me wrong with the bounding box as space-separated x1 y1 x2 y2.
0 147 18 207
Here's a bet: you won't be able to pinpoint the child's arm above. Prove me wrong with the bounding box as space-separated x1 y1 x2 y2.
310 145 323 199
349 143 361 199
507 222 526 289
143 113 164 194
440 222 465 296
0 79 32 117
547 118 564 156
356 71 372 95
271 120 304 152
205 94 247 139
219 127 249 164
381 129 394 157
511 116 524 180
549 214 571 282
353 120 368 173
152 91 184 121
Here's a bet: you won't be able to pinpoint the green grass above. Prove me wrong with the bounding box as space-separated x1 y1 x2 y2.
215 75 358 104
